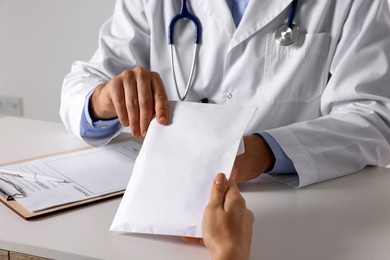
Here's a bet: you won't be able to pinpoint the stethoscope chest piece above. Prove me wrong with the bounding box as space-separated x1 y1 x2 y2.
275 0 300 46
275 24 300 46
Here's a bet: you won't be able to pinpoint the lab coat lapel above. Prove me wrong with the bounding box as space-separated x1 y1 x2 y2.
192 0 236 38
229 0 294 51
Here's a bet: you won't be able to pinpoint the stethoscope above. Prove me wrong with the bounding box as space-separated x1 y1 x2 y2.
168 0 300 101
275 0 300 46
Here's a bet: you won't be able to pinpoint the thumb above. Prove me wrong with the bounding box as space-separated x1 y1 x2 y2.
208 173 228 208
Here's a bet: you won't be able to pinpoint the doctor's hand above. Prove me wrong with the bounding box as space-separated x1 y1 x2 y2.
231 135 275 183
89 67 169 137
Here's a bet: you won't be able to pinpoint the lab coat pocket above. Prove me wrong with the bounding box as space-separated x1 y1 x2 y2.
263 32 331 103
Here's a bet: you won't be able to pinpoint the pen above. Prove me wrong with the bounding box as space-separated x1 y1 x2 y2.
0 187 12 200
0 168 70 183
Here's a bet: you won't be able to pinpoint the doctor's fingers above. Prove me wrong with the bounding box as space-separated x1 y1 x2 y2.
108 77 131 129
151 73 169 126
133 67 155 137
121 68 168 137
121 74 140 136
118 68 152 137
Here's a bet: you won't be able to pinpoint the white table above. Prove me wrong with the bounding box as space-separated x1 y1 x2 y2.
1 117 390 260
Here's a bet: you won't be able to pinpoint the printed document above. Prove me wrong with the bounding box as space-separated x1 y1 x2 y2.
111 101 256 238
0 140 141 212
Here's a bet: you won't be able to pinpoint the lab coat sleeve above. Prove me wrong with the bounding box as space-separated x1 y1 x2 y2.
259 132 297 174
267 0 390 188
60 0 150 146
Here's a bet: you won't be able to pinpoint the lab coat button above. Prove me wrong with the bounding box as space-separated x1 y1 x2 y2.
226 93 233 99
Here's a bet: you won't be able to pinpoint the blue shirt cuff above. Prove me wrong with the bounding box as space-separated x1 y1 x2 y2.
258 132 297 174
80 90 121 138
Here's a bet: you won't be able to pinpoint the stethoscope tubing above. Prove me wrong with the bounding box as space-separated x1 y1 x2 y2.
168 0 299 101
168 0 202 44
170 44 199 101
287 0 299 28
168 0 202 101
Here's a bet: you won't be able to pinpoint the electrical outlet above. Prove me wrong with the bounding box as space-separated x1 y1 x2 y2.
0 97 5 115
0 96 24 117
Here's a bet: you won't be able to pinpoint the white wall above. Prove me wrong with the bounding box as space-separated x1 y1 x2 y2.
1 0 390 122
0 0 115 122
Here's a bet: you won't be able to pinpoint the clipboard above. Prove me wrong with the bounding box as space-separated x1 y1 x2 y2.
0 188 124 220
0 137 140 220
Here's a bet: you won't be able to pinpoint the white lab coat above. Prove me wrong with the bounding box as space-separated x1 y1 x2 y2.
61 0 390 187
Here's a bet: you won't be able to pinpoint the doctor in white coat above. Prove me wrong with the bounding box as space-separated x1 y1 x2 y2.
61 0 390 188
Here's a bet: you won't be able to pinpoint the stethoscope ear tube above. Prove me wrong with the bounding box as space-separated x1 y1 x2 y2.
168 0 202 44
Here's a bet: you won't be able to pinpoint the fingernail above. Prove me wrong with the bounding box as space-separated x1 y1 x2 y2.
215 173 227 186
159 116 167 124
141 130 146 137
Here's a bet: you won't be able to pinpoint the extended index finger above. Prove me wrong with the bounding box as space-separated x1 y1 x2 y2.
151 72 169 125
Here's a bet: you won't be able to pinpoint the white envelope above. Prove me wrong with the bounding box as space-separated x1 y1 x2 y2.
110 101 256 238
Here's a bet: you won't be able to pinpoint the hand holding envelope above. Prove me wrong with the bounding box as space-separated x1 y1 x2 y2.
111 101 256 238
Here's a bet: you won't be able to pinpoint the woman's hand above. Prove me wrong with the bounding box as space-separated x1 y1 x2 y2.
183 173 254 260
